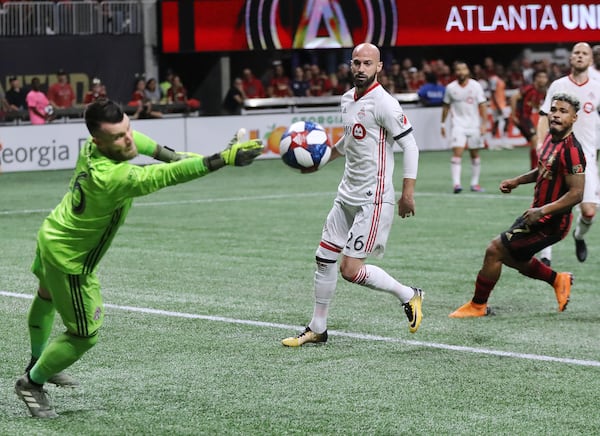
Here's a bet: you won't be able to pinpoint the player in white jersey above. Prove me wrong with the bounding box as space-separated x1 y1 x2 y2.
441 61 488 193
281 43 423 347
589 45 600 154
588 45 600 82
537 42 600 265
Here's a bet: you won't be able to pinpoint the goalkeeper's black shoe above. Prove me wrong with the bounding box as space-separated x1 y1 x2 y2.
281 326 327 347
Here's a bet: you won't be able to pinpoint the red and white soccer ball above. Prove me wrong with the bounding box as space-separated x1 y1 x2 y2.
279 121 332 171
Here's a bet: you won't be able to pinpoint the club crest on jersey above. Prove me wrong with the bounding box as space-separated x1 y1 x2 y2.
583 101 595 113
352 123 367 139
539 151 557 180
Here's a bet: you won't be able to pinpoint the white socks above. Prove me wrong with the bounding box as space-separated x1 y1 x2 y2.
538 246 552 262
471 157 481 187
309 259 415 334
574 214 593 240
354 264 414 303
308 260 338 334
451 156 461 186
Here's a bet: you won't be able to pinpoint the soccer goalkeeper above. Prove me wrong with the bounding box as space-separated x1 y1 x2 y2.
15 98 263 418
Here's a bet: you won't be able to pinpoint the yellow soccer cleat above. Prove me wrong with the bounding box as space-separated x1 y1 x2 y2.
403 287 424 333
281 326 328 347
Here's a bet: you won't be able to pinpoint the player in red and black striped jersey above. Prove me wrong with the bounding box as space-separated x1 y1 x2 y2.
510 70 549 169
450 92 586 318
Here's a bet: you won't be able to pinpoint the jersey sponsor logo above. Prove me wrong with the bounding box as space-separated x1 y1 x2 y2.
352 123 367 139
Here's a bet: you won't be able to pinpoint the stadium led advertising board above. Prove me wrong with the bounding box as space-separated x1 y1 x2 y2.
160 0 600 53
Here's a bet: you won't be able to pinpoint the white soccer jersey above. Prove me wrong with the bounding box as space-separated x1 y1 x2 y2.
588 66 600 83
443 79 487 130
541 75 600 158
337 82 413 206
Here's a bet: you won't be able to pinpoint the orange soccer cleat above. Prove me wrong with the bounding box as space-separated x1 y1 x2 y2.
553 272 572 312
448 301 490 318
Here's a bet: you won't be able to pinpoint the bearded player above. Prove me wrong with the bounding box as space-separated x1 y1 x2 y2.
14 99 263 418
450 93 585 318
282 43 423 347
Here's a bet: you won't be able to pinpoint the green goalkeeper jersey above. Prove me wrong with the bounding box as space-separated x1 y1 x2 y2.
38 131 210 274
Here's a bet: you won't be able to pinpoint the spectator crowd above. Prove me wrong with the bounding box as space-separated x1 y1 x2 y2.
222 54 569 115
1 54 573 122
0 69 201 124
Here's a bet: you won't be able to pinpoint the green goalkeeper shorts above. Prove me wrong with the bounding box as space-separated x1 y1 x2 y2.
31 247 104 337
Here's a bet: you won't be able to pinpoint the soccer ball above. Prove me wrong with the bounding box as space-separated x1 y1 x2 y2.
279 121 332 171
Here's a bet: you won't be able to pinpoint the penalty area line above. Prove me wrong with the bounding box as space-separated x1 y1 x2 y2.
1 290 598 368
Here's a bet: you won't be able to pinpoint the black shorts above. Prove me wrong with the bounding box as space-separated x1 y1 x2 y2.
515 118 536 141
500 215 571 262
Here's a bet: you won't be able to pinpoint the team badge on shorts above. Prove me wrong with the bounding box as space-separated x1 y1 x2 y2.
93 307 102 321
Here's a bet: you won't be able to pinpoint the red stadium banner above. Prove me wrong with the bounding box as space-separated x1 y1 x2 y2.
160 0 600 53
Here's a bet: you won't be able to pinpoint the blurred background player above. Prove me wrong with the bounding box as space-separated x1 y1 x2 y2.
536 42 600 265
281 43 423 347
441 61 488 193
510 70 549 169
449 93 585 318
486 61 510 149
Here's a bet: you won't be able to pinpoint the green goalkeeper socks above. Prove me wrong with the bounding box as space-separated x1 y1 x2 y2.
28 293 56 358
29 332 98 384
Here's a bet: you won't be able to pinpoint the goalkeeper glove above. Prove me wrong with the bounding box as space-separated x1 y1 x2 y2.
154 144 182 163
205 129 263 171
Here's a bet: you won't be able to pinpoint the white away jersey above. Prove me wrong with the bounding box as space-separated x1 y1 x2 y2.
337 82 412 206
541 75 600 158
443 79 487 130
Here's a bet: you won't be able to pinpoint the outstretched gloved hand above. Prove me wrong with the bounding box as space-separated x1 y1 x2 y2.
220 128 264 166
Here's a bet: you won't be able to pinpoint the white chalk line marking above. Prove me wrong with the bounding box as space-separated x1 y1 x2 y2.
1 290 598 368
0 190 529 216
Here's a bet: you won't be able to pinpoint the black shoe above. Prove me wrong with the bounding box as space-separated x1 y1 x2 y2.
540 257 551 267
573 231 587 262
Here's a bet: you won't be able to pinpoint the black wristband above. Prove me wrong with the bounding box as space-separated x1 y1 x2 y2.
205 153 226 171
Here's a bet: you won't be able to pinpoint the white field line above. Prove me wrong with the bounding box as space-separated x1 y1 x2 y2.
0 191 530 216
1 290 598 368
